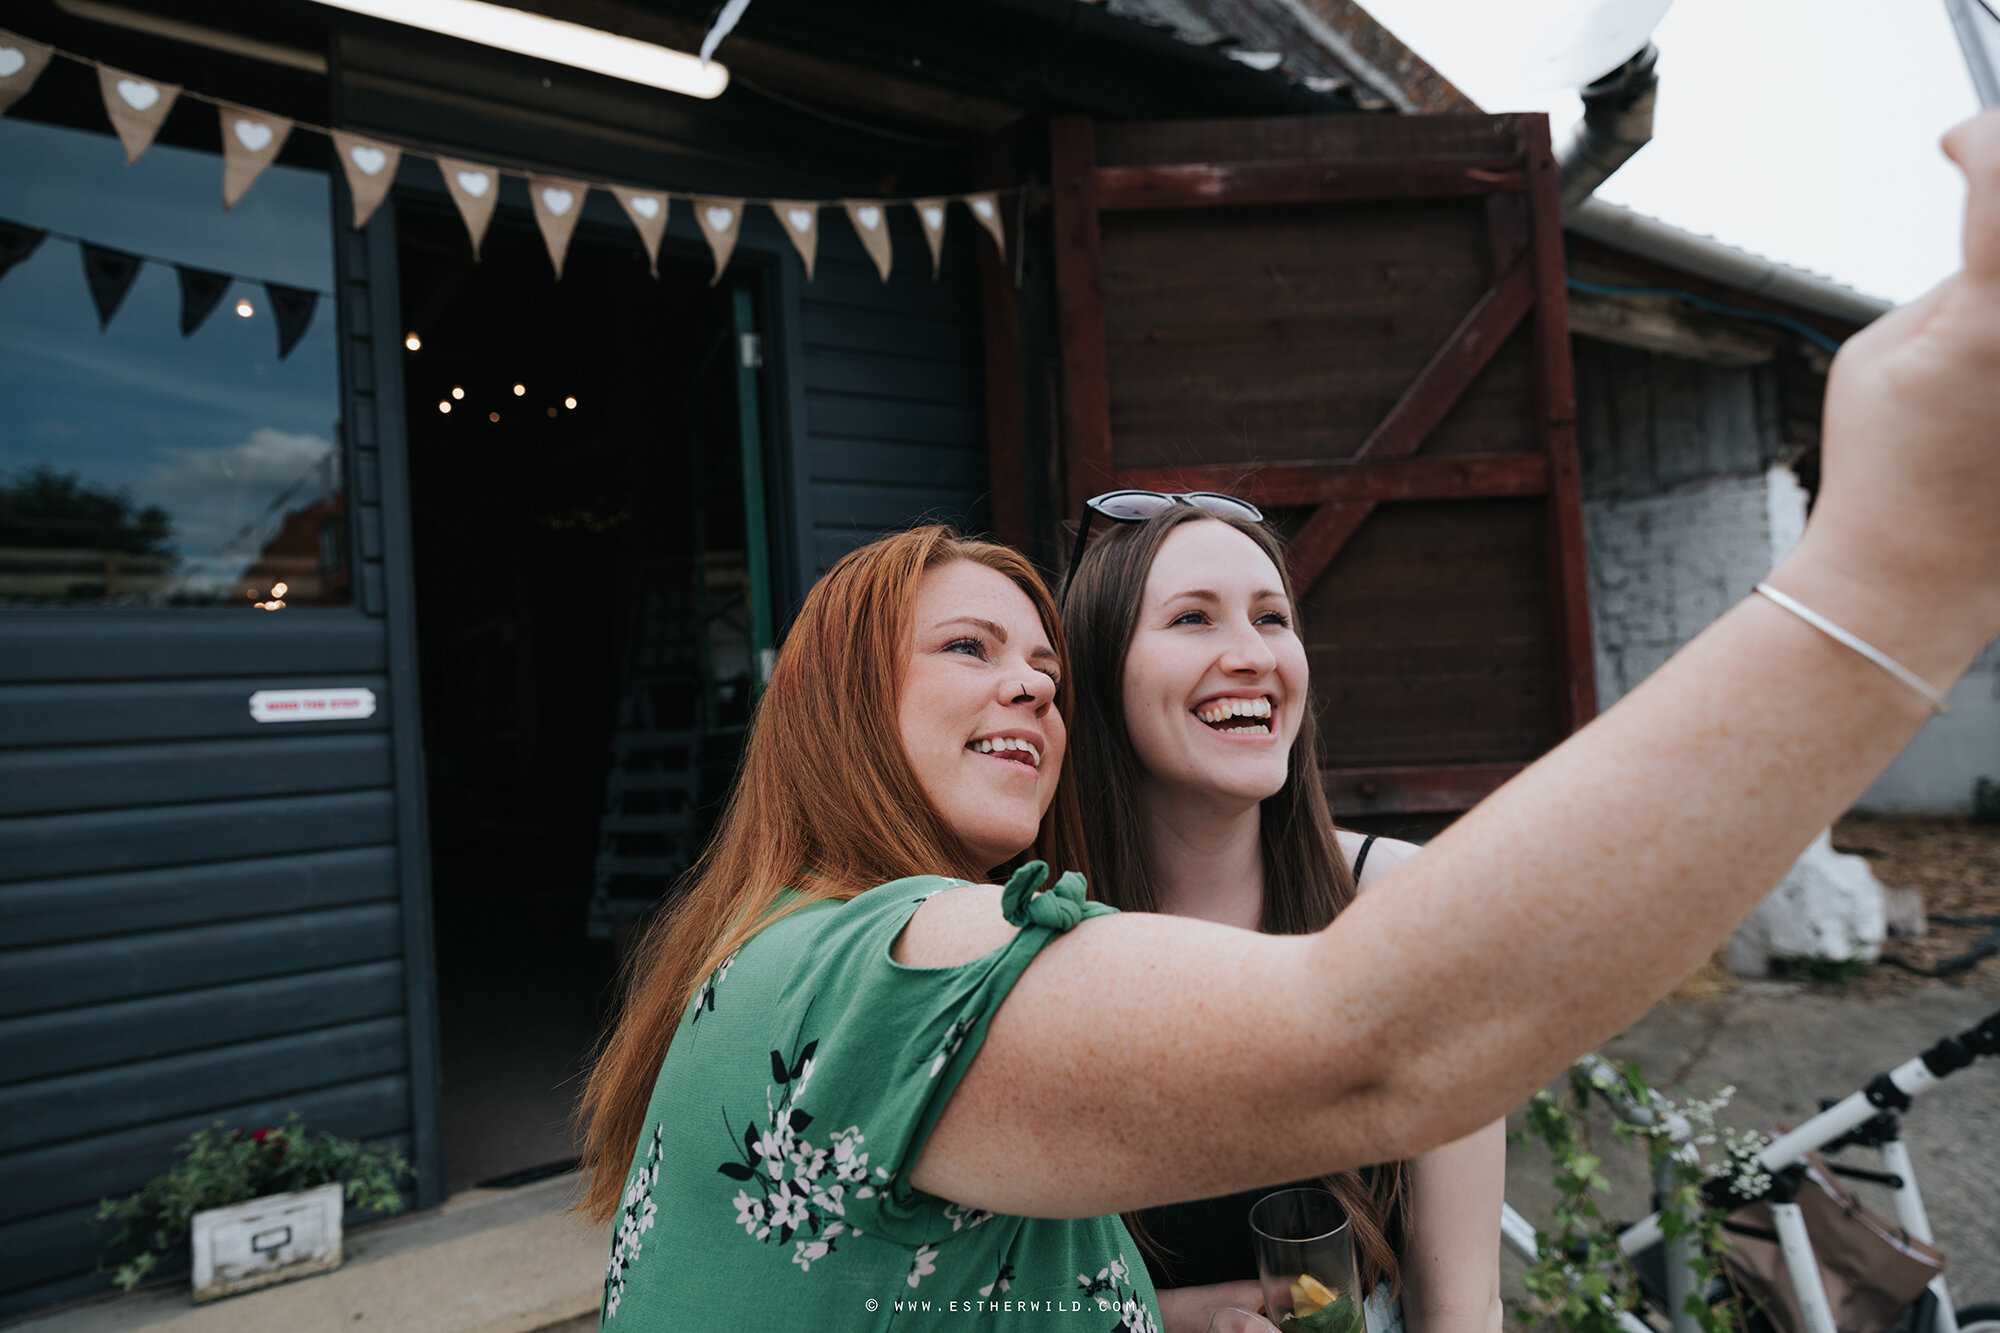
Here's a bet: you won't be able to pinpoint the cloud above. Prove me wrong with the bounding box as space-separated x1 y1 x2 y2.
143 427 338 590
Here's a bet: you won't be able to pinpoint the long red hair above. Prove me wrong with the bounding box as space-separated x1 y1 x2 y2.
576 525 1087 1221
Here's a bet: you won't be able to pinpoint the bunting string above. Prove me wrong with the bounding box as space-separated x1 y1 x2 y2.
0 215 325 358
0 27 1019 288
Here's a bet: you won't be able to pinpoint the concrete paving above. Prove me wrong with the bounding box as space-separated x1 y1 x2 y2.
1503 977 2000 1321
8 1174 605 1333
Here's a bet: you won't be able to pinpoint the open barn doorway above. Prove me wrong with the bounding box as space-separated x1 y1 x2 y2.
397 199 768 1193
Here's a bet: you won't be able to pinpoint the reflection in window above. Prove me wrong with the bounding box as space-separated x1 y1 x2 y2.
0 117 345 607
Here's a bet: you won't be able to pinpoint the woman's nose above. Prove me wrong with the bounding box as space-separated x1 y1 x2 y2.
1220 621 1277 674
1002 666 1055 707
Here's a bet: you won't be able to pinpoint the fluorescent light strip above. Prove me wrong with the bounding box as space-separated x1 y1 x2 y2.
309 0 728 99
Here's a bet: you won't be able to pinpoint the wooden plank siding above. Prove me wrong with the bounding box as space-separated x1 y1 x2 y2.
783 209 994 597
0 188 426 1317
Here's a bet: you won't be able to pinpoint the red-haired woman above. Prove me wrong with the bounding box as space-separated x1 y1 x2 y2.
579 111 2000 1332
1060 505 1501 1333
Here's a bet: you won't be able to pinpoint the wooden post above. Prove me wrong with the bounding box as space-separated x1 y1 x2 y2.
1048 118 1113 518
975 133 1028 550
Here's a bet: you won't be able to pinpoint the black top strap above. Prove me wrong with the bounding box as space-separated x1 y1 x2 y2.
1351 833 1379 884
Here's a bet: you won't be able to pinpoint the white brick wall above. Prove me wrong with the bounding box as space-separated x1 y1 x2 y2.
1583 466 2000 814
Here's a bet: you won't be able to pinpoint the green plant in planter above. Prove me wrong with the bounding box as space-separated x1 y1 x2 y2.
96 1112 412 1291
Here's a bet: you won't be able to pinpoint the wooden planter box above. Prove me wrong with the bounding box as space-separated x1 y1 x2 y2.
190 1182 344 1302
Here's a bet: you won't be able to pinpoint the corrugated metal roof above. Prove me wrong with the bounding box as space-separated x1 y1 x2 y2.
1092 0 1475 113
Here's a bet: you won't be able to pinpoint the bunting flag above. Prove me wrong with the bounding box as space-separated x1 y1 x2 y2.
914 198 948 279
9 33 1025 289
175 264 229 335
439 157 499 261
331 130 401 229
529 175 588 280
843 200 893 282
0 220 45 280
693 197 741 286
219 103 292 209
610 186 667 277
0 29 53 117
96 64 179 164
266 282 317 359
965 192 1006 263
770 200 818 279
80 242 143 327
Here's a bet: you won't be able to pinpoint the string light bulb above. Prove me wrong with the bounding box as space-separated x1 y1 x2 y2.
235 298 255 317
489 411 500 422
405 333 422 351
564 396 577 409
439 401 451 413
513 383 526 396
451 387 465 400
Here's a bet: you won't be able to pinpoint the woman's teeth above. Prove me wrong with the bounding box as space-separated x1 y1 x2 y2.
1195 698 1273 733
969 736 1040 767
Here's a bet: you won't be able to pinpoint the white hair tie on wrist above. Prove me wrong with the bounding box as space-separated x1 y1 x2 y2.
1753 582 1951 716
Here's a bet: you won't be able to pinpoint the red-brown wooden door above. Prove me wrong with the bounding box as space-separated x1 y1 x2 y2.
1049 112 1595 817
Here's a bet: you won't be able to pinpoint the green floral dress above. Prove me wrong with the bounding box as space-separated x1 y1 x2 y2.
599 863 1161 1331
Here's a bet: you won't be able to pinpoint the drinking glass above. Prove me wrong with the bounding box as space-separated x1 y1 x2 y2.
1248 1187 1359 1329
1209 1310 1282 1333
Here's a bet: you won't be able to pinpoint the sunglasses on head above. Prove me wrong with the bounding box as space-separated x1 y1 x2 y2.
1059 490 1265 605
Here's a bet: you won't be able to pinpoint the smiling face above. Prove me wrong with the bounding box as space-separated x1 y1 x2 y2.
898 559 1067 872
1119 520 1307 810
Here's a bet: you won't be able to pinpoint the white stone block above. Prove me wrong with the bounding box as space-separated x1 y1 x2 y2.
1724 831 1888 978
191 1182 344 1302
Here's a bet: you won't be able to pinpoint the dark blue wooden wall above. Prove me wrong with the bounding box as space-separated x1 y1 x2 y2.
0 212 436 1316
777 206 993 599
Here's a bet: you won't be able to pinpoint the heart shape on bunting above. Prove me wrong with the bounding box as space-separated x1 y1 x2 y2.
0 28 53 118
438 157 500 259
693 197 742 285
770 200 819 280
611 186 668 277
528 175 589 280
97 65 180 163
331 131 402 228
842 199 893 282
232 118 273 152
218 103 293 209
964 191 1007 261
913 197 948 279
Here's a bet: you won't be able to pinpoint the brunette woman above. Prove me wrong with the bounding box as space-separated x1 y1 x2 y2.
578 112 2000 1332
1063 504 1502 1333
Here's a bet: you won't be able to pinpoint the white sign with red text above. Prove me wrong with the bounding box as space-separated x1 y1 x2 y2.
248 688 377 723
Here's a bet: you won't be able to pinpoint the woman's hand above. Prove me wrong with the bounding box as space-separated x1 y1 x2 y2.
1784 108 2000 667
1156 1280 1266 1333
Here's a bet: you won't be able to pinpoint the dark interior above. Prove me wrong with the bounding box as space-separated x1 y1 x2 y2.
398 199 750 1192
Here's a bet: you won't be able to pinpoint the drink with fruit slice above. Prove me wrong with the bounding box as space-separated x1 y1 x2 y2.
1249 1188 1361 1333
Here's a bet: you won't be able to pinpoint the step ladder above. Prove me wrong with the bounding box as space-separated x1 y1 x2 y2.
585 561 708 940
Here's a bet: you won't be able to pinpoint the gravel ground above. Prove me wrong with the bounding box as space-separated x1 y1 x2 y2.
1503 817 2000 1329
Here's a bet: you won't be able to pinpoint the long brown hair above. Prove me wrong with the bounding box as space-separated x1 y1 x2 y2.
577 525 1088 1222
1061 506 1411 1293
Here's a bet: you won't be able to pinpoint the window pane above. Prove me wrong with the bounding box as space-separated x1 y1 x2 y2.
0 117 346 607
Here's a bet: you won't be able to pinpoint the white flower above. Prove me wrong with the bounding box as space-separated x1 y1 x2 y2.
812 1183 846 1216
907 1245 939 1288
1110 1257 1128 1282
793 1239 831 1271
793 1056 816 1095
733 1190 766 1232
606 1289 621 1318
769 1191 810 1232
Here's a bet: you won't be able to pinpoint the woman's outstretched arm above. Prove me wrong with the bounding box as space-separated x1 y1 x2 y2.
1402 1121 1505 1333
905 109 2000 1220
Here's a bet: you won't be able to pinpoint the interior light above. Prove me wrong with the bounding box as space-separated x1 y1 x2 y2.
271 581 289 598
489 411 500 422
439 401 452 413
451 386 465 400
513 383 526 396
564 395 577 409
235 298 254 317
303 0 728 99
546 406 558 418
405 332 422 351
